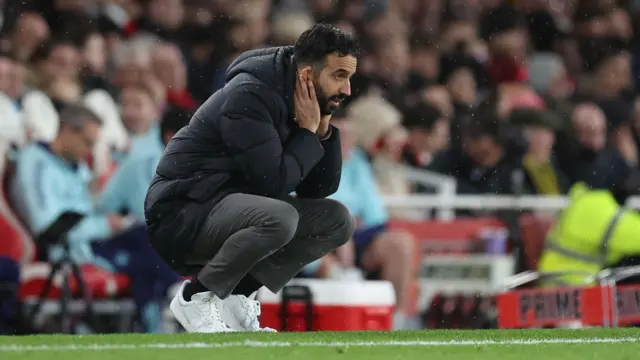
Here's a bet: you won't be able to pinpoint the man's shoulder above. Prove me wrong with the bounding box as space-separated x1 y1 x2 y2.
224 78 278 102
17 143 52 165
14 145 62 183
218 81 283 119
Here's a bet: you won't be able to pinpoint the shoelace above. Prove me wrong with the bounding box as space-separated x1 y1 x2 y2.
197 297 231 330
244 299 262 330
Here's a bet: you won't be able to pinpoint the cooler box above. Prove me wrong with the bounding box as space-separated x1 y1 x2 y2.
258 279 395 331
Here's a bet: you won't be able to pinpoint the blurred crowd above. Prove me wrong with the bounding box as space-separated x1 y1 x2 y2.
1 0 640 332
1 0 639 204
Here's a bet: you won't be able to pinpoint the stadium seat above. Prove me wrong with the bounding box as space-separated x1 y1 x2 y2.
19 263 130 300
0 140 131 302
518 214 554 271
0 139 34 264
389 217 507 316
389 217 506 255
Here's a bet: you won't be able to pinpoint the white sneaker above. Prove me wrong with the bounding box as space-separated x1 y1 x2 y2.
221 293 277 332
169 280 234 333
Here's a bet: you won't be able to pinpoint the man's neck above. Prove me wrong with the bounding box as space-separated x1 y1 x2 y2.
480 148 504 168
48 139 74 163
129 122 154 136
407 134 429 154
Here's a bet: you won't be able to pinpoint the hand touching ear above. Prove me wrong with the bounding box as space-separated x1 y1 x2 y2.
294 75 321 133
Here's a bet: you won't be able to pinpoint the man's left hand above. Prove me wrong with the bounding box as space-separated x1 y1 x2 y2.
317 115 331 140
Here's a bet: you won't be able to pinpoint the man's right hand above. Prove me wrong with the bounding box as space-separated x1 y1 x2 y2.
294 75 321 133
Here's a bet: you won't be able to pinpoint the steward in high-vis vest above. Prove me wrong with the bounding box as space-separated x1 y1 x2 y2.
538 182 640 287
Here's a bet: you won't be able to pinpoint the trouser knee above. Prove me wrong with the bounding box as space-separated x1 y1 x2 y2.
258 201 299 251
324 199 356 247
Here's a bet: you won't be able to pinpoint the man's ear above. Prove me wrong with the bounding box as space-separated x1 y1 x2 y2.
299 66 313 82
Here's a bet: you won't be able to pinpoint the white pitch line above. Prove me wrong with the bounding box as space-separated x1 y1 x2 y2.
0 338 639 352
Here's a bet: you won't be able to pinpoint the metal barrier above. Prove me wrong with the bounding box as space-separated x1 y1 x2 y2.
375 164 457 220
384 193 640 214
379 167 640 217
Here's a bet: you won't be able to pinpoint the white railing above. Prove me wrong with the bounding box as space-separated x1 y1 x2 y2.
377 164 457 220
381 167 640 220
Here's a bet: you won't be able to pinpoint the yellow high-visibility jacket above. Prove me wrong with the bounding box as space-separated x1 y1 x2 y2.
538 183 640 286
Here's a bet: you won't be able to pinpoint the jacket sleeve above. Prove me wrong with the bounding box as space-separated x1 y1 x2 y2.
218 85 326 198
12 155 111 245
97 162 128 215
295 125 343 198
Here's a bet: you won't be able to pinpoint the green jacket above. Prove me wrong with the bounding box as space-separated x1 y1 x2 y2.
538 183 640 286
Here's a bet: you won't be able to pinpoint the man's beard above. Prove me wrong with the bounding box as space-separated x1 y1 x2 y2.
314 81 344 115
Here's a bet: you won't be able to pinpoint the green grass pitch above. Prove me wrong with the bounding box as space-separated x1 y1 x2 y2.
2 329 640 360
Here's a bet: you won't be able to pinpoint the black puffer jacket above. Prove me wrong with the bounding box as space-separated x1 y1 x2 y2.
144 46 343 270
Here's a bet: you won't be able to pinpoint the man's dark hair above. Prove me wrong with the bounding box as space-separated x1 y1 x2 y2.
294 23 360 67
462 116 504 144
584 38 629 74
29 38 77 64
59 105 102 130
479 3 523 41
403 102 444 131
160 107 192 142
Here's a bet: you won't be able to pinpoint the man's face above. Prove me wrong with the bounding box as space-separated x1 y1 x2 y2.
572 105 606 151
12 13 49 49
377 38 410 85
422 86 453 118
463 135 500 167
120 87 157 134
411 48 439 80
427 118 450 152
42 44 79 81
84 33 107 74
115 57 149 88
151 44 187 90
148 0 185 30
596 54 631 97
312 53 357 115
60 121 100 162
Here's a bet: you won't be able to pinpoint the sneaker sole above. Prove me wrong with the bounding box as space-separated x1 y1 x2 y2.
169 296 196 333
169 296 234 333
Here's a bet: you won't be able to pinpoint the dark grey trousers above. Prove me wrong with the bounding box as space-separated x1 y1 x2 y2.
184 194 355 299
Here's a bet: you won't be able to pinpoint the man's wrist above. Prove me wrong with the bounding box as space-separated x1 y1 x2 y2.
318 126 332 141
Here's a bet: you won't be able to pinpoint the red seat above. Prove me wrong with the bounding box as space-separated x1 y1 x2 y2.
519 214 554 271
389 217 506 315
0 140 131 301
389 217 506 255
0 210 29 263
19 263 130 300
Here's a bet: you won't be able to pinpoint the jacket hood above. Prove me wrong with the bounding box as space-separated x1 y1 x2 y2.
225 46 296 100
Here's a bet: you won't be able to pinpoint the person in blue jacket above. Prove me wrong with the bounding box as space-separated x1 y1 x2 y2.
9 104 180 333
113 83 163 163
98 107 192 221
